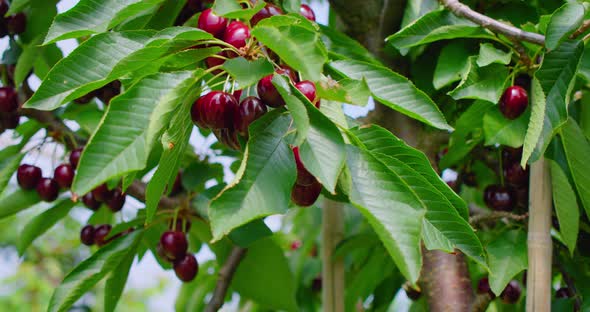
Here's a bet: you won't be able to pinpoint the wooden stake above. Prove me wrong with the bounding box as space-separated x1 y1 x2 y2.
322 199 345 312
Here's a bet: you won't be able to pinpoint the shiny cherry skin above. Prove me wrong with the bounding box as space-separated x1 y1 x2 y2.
205 53 225 74
160 231 189 261
36 178 59 202
54 164 75 188
503 162 528 186
192 91 238 129
198 8 227 38
499 86 528 119
69 147 83 169
6 13 26 34
291 180 322 207
292 147 316 185
106 188 126 212
299 4 316 21
0 86 18 113
276 66 299 83
295 80 319 108
82 192 101 210
80 225 95 246
500 280 521 304
251 3 283 26
94 224 112 247
483 185 515 211
233 96 267 136
92 183 113 202
223 21 250 50
257 74 285 108
17 164 42 190
213 128 241 150
174 253 199 282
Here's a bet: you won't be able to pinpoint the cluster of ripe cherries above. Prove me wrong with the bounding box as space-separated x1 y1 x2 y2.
0 0 26 38
191 2 323 206
156 219 199 282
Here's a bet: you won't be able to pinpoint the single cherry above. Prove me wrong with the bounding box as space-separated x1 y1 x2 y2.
213 128 241 150
276 66 299 83
503 162 528 187
106 188 125 212
299 4 316 21
17 164 42 190
6 13 26 34
92 183 113 202
292 147 316 185
69 147 83 169
291 180 322 207
160 231 189 260
251 3 283 26
483 185 515 211
500 280 521 304
205 53 225 74
192 91 238 129
233 96 267 136
82 192 101 211
80 225 95 246
54 164 75 188
295 80 319 108
36 178 59 202
223 21 250 50
0 86 18 113
169 218 192 232
477 277 495 297
257 74 285 108
174 253 199 282
94 224 112 247
499 86 528 119
198 8 227 38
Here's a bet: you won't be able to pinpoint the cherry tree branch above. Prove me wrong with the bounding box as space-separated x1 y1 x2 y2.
469 211 528 226
205 246 247 312
570 20 590 40
439 0 546 46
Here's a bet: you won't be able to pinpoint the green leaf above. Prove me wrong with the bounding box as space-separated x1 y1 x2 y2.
232 237 298 312
329 59 451 131
212 0 265 19
14 37 41 86
44 0 166 44
222 57 275 88
0 152 25 195
319 25 379 65
228 219 273 247
104 240 138 312
72 70 199 196
252 15 327 81
47 230 143 312
317 76 371 106
483 107 529 147
0 189 41 219
549 159 579 256
521 77 546 166
476 43 512 67
421 219 454 252
16 199 74 255
448 57 509 103
545 2 585 50
144 0 187 30
6 0 30 15
523 40 584 164
209 112 296 241
345 247 394 308
433 41 472 90
400 0 439 28
487 230 527 296
282 0 301 13
386 10 495 50
561 119 590 219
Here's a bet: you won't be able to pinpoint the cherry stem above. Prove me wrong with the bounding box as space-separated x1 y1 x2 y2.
199 40 240 54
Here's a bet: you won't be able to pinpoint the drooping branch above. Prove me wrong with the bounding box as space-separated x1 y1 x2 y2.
205 246 247 312
439 0 546 46
570 20 590 40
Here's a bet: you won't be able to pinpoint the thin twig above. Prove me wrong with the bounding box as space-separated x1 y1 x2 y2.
439 0 545 46
570 20 590 40
205 247 247 312
469 211 528 226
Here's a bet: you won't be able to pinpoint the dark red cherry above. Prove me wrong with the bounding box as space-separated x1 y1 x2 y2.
192 91 238 129
106 188 125 212
205 53 225 74
170 218 192 232
53 164 75 188
499 86 528 119
92 183 113 202
500 280 521 304
276 66 299 83
69 147 83 169
556 287 571 299
80 225 95 246
198 8 227 38
213 128 241 150
1 114 19 129
295 80 319 108
223 21 250 50
36 178 59 202
292 147 316 185
291 180 322 207
0 0 8 16
0 86 18 113
257 74 285 108
299 4 316 21
503 162 529 186
6 13 26 34
484 185 515 211
251 3 283 26
82 192 101 211
168 172 183 196
17 164 42 190
94 224 112 247
477 277 495 297
233 89 243 101
174 253 199 282
233 96 267 136
160 231 188 260
156 242 174 262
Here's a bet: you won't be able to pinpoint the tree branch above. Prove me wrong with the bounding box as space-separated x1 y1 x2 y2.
469 211 528 226
439 0 545 46
205 246 247 312
570 20 590 40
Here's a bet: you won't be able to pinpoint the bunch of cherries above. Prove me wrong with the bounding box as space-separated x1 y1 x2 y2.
483 146 529 212
157 218 199 282
0 0 26 38
0 85 20 132
191 2 323 206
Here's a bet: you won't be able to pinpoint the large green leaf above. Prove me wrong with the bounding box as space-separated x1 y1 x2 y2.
252 15 327 81
104 240 138 312
209 112 296 241
487 230 527 295
222 57 275 89
523 40 584 164
483 108 529 147
476 43 512 67
400 0 439 28
549 159 579 256
232 237 298 311
329 60 451 131
433 41 472 90
561 119 590 219
387 10 495 50
0 189 41 219
25 28 213 111
448 57 509 104
44 0 165 44
47 230 143 312
545 2 585 51
72 70 199 196
521 77 545 166
319 25 379 65
316 76 371 106
16 199 75 255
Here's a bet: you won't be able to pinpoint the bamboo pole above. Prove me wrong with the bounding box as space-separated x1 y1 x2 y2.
322 199 345 312
526 157 553 312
